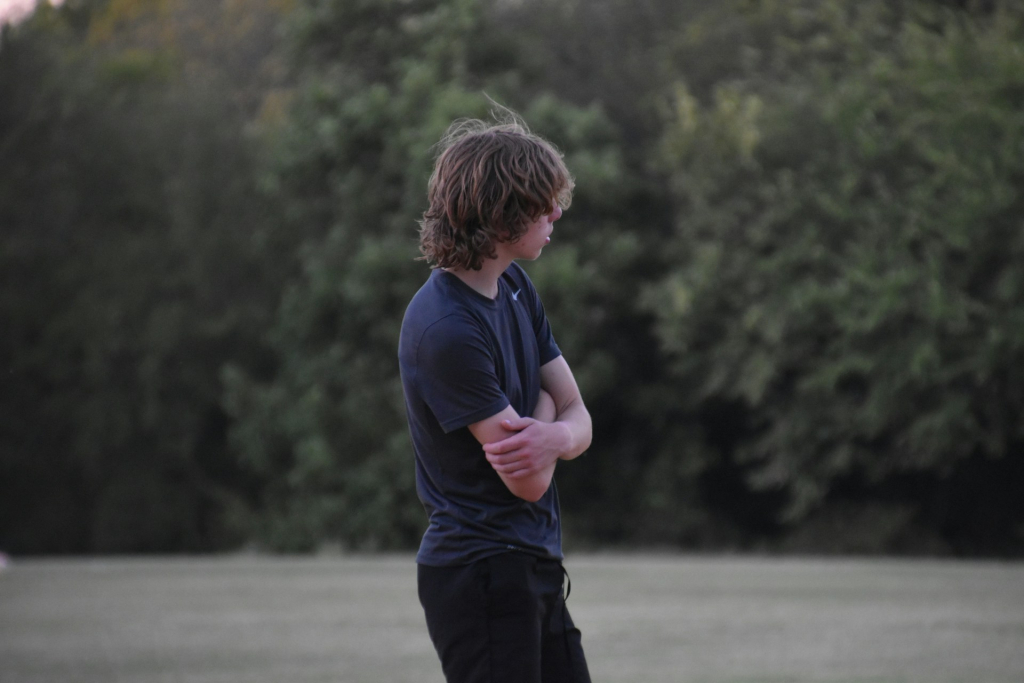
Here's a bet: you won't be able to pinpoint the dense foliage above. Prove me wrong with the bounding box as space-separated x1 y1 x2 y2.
2 0 1022 555
650 1 1024 553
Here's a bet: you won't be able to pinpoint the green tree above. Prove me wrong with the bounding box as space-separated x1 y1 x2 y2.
223 0 646 551
0 0 284 552
647 0 1024 554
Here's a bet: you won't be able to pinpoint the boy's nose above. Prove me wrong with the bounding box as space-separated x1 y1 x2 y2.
550 205 563 222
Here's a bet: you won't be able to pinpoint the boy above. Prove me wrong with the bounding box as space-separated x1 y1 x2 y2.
398 114 593 683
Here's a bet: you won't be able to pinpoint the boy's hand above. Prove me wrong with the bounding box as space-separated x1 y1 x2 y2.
483 418 572 479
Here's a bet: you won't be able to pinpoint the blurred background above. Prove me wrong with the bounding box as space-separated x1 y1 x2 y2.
1 0 1022 558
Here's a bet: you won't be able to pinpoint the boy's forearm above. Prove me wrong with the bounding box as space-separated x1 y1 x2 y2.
537 355 591 462
535 388 587 460
480 375 590 499
533 389 557 423
553 398 591 461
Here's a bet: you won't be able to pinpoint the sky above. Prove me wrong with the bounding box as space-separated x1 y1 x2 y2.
0 0 61 26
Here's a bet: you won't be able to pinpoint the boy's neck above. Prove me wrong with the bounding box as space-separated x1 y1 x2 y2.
445 255 512 300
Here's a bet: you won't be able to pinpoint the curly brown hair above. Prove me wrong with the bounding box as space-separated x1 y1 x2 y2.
418 116 574 271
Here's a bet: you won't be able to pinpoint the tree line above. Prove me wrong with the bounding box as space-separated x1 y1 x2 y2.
2 0 1022 556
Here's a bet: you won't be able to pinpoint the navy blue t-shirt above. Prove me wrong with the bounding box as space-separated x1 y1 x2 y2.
398 262 563 566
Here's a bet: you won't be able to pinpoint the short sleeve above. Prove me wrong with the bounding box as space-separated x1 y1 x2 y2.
415 315 510 433
510 263 561 366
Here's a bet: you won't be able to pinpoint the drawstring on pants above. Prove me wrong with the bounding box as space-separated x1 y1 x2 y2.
561 564 576 682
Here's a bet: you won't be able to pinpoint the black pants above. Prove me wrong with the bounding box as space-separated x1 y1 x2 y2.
418 552 591 683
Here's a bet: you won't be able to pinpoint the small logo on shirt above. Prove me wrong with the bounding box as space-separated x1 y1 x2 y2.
512 289 521 301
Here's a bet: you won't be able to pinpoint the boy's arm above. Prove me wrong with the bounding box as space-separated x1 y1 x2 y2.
539 355 592 461
468 390 556 502
480 356 592 489
533 387 557 423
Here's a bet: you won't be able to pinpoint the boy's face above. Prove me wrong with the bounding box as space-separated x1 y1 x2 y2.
503 202 563 262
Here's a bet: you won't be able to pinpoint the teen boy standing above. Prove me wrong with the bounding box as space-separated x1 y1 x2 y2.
398 116 593 683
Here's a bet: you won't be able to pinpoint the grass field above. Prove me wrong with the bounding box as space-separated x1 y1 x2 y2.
1 554 1022 683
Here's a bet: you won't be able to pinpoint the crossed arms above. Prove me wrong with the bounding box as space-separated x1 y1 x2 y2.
467 355 592 502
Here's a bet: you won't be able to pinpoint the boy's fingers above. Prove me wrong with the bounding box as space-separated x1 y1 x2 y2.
501 417 534 431
499 460 535 477
485 449 523 465
483 434 525 454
